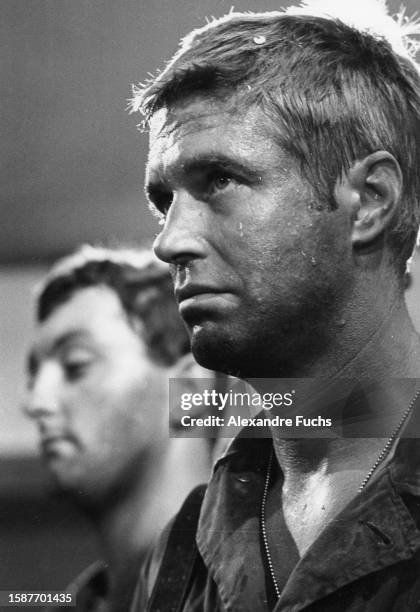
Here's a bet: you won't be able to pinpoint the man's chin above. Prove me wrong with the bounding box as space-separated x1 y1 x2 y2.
190 323 285 378
47 471 105 510
43 456 86 496
46 465 81 494
190 324 243 376
44 460 128 510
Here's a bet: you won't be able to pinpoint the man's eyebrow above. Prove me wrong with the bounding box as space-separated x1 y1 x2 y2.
27 330 92 372
53 330 92 350
146 152 262 190
180 153 263 178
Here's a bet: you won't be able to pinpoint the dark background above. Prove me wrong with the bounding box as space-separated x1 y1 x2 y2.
2 0 296 264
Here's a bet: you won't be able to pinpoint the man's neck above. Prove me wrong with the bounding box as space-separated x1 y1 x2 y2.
89 438 211 608
292 294 419 380
264 295 420 481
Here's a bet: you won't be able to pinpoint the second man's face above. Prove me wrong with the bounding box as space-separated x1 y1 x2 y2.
25 285 168 503
146 98 354 377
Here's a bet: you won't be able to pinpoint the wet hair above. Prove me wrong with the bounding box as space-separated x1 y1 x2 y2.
131 1 420 274
36 245 190 366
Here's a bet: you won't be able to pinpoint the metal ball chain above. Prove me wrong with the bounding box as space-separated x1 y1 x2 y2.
358 387 420 492
261 449 282 601
260 387 420 601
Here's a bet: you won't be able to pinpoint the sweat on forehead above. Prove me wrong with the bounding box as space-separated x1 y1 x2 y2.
148 98 269 144
132 1 420 276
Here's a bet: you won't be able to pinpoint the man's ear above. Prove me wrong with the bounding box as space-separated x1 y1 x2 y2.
169 353 215 428
334 151 402 248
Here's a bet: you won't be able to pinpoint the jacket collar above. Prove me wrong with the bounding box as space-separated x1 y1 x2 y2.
201 413 420 611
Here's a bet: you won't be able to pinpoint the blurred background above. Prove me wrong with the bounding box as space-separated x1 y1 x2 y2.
1 0 420 602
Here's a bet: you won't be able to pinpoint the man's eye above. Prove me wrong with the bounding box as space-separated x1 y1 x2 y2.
211 174 233 192
63 359 91 381
26 375 35 392
148 190 173 217
158 193 173 213
26 354 38 386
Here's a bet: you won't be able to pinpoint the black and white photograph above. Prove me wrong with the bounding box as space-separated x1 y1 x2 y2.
2 0 420 610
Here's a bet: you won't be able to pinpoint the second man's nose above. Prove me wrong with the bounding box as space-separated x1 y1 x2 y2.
23 362 62 420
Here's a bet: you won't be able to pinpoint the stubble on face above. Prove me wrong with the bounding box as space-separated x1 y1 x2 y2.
148 99 354 378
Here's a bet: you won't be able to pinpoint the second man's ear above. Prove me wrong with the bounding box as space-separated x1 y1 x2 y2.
334 151 402 248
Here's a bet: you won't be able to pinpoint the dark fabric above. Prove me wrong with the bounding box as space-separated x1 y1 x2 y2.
44 562 108 612
71 563 108 612
132 413 420 611
147 484 207 612
49 547 145 612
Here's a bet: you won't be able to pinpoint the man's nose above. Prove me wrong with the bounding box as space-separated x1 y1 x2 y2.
23 363 61 420
154 190 207 265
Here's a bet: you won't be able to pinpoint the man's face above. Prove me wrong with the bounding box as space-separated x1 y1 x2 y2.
146 99 355 377
25 286 168 504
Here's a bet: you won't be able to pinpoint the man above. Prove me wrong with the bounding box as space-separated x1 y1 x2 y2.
129 1 420 610
24 246 217 612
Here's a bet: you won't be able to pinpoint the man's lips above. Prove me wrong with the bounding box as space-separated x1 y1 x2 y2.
175 284 226 303
40 433 75 454
176 286 238 321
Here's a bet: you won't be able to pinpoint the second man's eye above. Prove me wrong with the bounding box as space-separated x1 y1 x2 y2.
61 348 95 381
64 360 90 381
